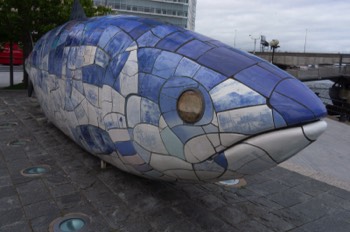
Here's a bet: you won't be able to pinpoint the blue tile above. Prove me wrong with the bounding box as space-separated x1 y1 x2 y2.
185 30 213 42
75 125 115 154
193 67 226 91
48 44 64 76
197 47 257 77
152 51 183 79
195 85 214 125
65 23 85 46
159 94 177 113
269 91 316 126
259 62 294 79
177 39 213 60
104 31 133 57
214 152 228 169
95 48 110 68
160 127 185 159
115 141 137 156
210 79 266 112
82 64 105 87
174 58 201 77
141 98 161 126
273 110 287 128
98 26 121 48
138 73 166 102
162 111 183 128
151 25 179 39
156 32 193 52
274 79 327 119
82 28 103 46
161 77 198 98
172 125 204 143
103 52 129 89
129 24 152 39
137 17 162 27
138 48 162 74
234 65 282 97
118 19 142 32
137 31 161 47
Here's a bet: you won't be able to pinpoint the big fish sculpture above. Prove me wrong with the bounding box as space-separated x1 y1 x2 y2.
26 13 327 182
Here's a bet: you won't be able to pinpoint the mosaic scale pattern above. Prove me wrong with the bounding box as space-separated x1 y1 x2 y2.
26 15 327 182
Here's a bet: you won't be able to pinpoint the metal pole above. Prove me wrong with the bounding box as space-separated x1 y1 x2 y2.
303 29 308 53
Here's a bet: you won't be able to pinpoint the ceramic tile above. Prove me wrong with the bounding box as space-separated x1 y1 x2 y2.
150 153 191 172
210 78 266 112
160 127 185 159
133 124 168 154
184 135 216 163
126 96 141 128
217 105 274 134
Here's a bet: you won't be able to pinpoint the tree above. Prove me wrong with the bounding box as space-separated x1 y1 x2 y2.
0 0 111 88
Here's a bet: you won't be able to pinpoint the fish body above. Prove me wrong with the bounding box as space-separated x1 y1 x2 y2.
26 15 327 182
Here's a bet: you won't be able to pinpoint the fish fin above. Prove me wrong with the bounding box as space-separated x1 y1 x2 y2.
70 0 87 20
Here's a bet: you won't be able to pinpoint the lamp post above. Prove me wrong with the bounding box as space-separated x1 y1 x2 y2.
270 39 280 64
249 34 259 54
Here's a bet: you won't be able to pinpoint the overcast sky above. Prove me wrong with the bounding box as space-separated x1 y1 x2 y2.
195 0 350 53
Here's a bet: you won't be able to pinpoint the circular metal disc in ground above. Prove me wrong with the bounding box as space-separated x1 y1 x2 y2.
20 165 50 177
217 178 247 187
49 213 90 232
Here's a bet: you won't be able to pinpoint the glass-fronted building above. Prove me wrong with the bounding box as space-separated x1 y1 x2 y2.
93 0 197 30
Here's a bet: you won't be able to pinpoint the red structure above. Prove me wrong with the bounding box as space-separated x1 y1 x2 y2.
0 42 24 65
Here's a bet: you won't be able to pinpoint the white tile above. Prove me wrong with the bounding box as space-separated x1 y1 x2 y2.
219 133 247 147
83 83 99 107
163 170 198 181
126 96 141 127
159 116 167 130
103 113 127 129
133 124 168 154
150 153 192 172
108 128 131 141
195 170 222 181
111 88 125 114
207 134 220 147
121 154 145 165
245 126 311 163
184 135 216 163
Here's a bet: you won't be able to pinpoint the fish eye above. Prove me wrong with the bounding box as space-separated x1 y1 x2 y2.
177 90 204 123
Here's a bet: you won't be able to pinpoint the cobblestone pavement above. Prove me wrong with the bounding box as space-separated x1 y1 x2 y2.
1 90 350 232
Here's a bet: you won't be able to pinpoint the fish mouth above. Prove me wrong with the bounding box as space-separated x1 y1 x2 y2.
221 120 327 176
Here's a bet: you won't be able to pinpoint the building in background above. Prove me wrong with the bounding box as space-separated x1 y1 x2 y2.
93 0 197 30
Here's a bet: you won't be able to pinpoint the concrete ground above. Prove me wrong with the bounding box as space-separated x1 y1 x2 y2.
1 90 350 232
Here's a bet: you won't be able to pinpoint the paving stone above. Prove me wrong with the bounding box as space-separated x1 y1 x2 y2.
0 195 21 212
0 175 12 187
0 185 17 198
16 179 51 205
267 188 312 207
298 214 350 232
293 179 332 197
0 208 25 227
48 182 77 198
289 198 336 221
235 219 274 232
246 179 290 196
30 213 60 232
329 187 350 201
146 206 185 231
0 221 32 232
23 200 60 220
119 215 153 232
214 205 250 225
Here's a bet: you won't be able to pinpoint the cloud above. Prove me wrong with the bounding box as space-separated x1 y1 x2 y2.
195 0 350 53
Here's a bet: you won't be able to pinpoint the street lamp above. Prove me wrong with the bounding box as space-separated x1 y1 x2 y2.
249 34 259 54
270 39 280 64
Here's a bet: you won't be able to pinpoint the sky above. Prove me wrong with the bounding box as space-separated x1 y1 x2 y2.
195 0 350 53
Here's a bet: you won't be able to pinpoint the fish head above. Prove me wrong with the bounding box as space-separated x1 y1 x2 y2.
132 29 327 181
